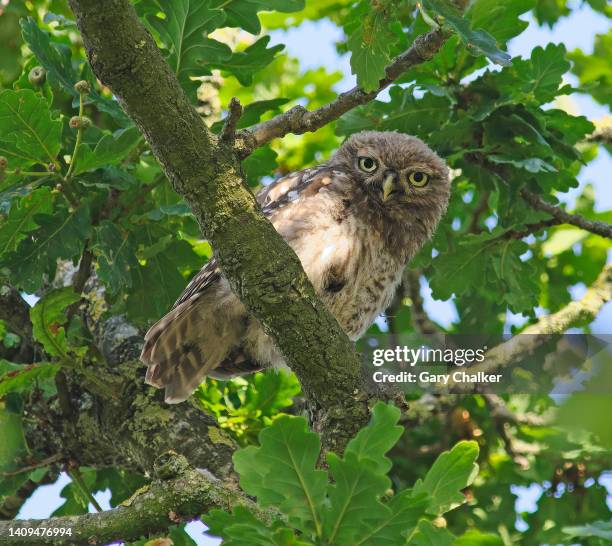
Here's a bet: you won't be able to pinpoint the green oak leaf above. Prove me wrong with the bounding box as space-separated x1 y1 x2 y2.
20 18 75 96
0 89 61 169
322 403 408 545
241 370 301 416
423 0 511 66
469 43 570 120
30 288 81 358
345 401 403 475
74 127 142 175
430 233 541 313
92 222 138 296
412 440 479 516
468 0 536 43
217 0 306 35
0 186 53 255
352 491 429 546
347 5 399 92
204 506 313 546
569 29 611 108
322 452 392 545
412 519 455 545
20 18 129 125
233 416 327 535
217 37 284 86
0 361 60 398
337 88 450 139
143 0 231 98
0 406 28 493
126 255 188 324
242 145 278 186
0 205 91 293
126 228 199 323
455 529 505 545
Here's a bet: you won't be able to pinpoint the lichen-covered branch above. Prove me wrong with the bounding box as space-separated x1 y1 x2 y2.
448 264 612 387
237 29 448 153
22 317 237 480
0 453 277 546
66 0 373 451
521 190 612 239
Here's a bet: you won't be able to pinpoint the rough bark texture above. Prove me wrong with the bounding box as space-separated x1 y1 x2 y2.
0 453 278 546
66 0 371 452
21 322 237 479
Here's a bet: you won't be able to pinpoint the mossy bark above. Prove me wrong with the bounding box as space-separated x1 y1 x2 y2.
0 454 278 546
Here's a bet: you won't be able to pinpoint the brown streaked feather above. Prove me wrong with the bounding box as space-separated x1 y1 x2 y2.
171 258 221 309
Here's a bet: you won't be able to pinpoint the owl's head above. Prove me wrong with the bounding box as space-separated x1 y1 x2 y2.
329 131 450 214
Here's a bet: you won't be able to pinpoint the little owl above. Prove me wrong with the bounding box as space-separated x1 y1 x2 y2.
141 131 450 402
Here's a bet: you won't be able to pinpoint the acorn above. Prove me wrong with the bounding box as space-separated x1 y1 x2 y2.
74 80 91 95
0 156 7 171
69 116 92 130
28 66 46 87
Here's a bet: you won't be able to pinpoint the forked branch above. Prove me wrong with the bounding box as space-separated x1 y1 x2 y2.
237 29 448 153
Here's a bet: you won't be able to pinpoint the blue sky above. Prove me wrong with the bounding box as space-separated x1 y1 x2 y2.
15 3 611 545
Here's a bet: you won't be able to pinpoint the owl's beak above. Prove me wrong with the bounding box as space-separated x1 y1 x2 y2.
382 172 397 203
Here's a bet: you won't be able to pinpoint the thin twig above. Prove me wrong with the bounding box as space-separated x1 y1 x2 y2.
237 28 448 153
500 218 559 240
521 189 612 239
0 454 63 478
404 269 446 344
220 97 243 143
65 93 85 180
483 393 549 427
467 192 489 234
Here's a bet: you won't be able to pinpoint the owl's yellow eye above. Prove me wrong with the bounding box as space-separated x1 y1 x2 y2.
408 171 429 187
358 156 378 173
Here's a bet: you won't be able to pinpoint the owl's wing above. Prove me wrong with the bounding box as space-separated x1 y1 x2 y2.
257 166 335 215
171 258 220 309
168 167 328 308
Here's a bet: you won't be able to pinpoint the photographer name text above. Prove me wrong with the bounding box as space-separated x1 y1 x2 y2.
372 370 502 384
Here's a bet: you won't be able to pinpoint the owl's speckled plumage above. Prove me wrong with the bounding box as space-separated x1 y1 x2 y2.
141 131 450 403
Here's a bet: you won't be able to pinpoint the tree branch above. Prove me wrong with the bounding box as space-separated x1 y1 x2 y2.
584 117 612 146
66 0 375 452
500 218 558 240
0 453 278 546
521 189 612 239
220 97 243 144
403 269 446 344
237 28 448 153
22 316 237 480
447 263 612 387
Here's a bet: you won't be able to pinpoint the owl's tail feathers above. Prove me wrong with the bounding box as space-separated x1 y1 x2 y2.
140 302 212 404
